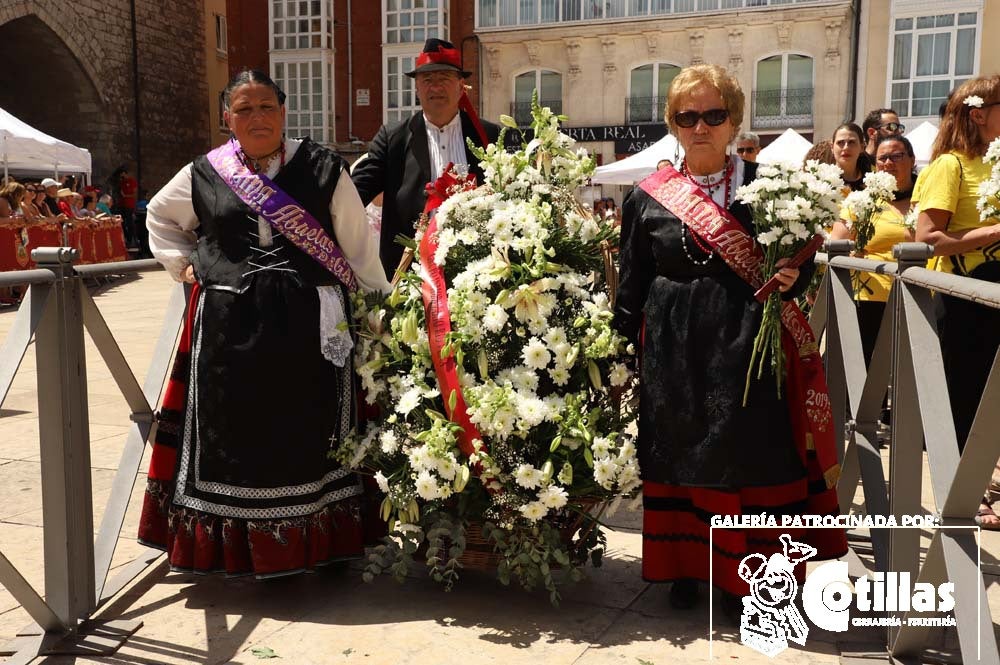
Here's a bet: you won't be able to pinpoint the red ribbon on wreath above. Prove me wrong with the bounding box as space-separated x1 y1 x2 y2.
418 164 484 457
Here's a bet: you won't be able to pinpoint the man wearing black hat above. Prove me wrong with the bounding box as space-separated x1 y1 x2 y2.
352 38 500 276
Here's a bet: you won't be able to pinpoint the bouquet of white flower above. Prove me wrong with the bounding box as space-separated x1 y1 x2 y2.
977 137 1000 223
341 95 638 604
842 171 898 254
735 160 845 404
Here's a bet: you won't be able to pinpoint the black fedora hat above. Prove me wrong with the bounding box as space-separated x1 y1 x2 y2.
405 38 472 78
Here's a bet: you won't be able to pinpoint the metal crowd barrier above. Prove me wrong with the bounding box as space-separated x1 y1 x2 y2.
0 248 185 663
813 241 1000 664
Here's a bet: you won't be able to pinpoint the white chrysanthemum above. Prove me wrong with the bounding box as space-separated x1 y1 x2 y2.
594 458 618 488
519 501 548 522
518 500 548 522
482 304 509 332
609 362 630 387
522 337 552 370
457 226 480 245
374 470 390 493
543 326 567 347
591 437 612 459
516 395 548 428
435 455 458 481
513 463 544 489
415 471 443 501
408 445 433 472
395 386 422 415
380 430 400 455
538 485 569 509
549 366 570 386
511 366 539 392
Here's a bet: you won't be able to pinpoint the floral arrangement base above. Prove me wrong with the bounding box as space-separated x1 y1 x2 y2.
451 498 606 573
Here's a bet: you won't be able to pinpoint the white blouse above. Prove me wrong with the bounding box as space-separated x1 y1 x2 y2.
147 138 391 294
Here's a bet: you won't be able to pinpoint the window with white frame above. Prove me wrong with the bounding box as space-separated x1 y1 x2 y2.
385 0 449 45
384 55 420 125
271 0 334 50
628 63 681 123
273 60 330 142
477 0 832 27
215 14 227 55
513 70 561 125
889 8 980 119
753 53 813 128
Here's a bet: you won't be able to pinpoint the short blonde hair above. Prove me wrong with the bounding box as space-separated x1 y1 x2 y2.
665 65 744 133
932 75 1000 160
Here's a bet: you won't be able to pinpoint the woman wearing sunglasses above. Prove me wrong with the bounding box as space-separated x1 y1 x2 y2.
915 75 1000 528
830 135 917 368
613 65 846 621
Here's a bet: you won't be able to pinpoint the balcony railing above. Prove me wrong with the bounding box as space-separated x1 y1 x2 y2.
511 100 563 126
751 87 813 129
625 96 668 124
477 0 840 28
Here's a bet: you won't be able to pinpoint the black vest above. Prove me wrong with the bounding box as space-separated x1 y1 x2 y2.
190 138 346 289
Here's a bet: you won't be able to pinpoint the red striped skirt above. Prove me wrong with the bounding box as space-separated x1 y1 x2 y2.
642 456 847 596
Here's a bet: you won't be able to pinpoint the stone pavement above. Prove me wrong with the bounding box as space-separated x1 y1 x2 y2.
0 270 998 665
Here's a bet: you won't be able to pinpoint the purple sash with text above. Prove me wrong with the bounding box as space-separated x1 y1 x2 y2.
206 139 358 292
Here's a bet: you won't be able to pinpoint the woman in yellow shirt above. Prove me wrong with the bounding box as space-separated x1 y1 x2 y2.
831 135 916 367
916 75 1000 527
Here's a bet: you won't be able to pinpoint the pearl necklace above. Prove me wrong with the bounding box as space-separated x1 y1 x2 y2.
678 158 734 266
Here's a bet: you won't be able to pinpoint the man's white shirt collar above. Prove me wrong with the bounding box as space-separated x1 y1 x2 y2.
424 111 467 181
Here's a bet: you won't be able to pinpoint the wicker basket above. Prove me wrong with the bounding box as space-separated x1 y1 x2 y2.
457 498 607 572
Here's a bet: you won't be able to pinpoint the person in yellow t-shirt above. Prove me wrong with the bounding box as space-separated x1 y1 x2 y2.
831 135 917 367
916 75 1000 528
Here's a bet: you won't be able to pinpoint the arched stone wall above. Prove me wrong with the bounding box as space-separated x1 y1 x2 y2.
0 1 210 191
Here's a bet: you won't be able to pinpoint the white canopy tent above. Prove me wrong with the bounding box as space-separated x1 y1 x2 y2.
590 133 684 185
904 120 938 168
0 107 92 180
756 128 813 166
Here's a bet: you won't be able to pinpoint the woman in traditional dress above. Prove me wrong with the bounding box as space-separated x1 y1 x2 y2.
613 65 846 619
139 69 390 577
915 75 1000 528
830 135 917 366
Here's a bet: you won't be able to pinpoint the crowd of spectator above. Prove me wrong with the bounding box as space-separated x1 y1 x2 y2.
0 168 149 256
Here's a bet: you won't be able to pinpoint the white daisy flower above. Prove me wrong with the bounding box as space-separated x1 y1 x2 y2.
522 337 552 370
538 485 568 509
518 501 548 522
513 463 543 489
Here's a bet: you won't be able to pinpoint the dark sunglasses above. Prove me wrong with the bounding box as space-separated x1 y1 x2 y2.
673 108 729 128
876 151 909 163
736 146 758 154
878 121 905 133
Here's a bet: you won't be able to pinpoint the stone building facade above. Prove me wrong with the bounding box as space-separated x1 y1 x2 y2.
0 0 211 191
857 0 997 126
476 0 856 163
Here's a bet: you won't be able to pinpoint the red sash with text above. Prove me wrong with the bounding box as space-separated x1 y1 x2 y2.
638 165 840 489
